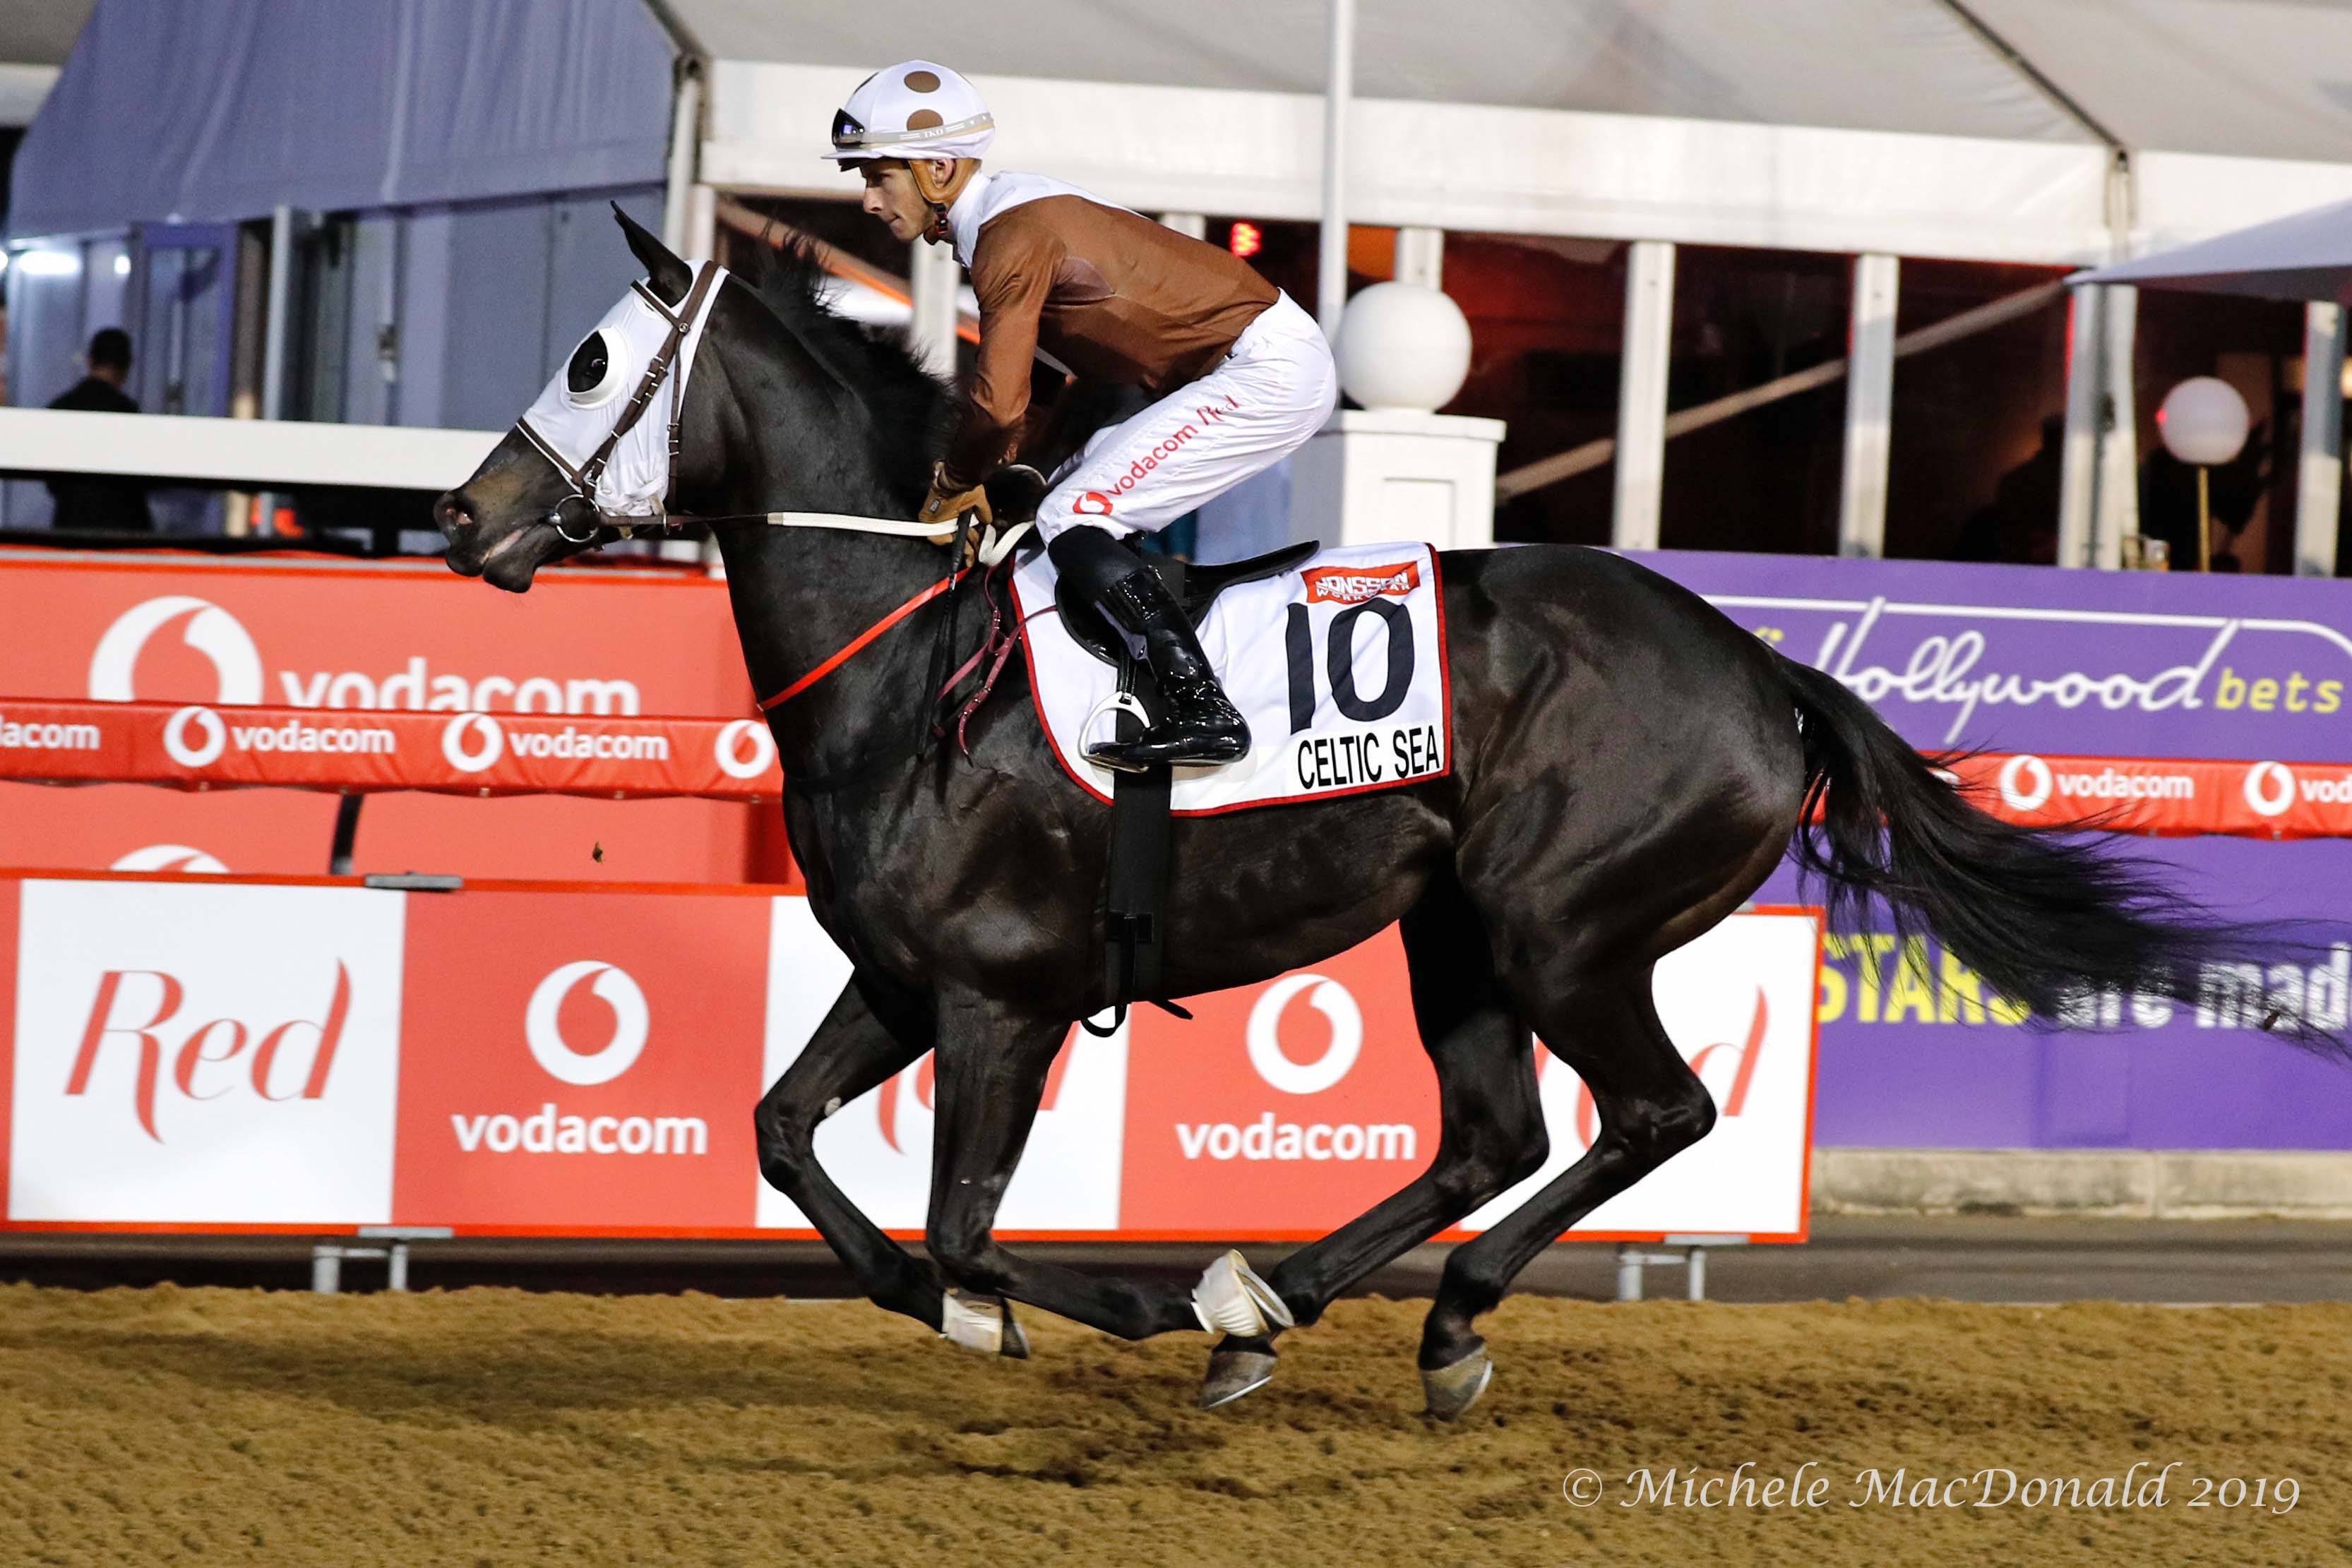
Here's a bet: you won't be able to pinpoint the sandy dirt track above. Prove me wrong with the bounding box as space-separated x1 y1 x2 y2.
3 1283 2348 1566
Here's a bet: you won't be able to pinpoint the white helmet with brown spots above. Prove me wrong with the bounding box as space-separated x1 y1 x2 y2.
825 60 995 165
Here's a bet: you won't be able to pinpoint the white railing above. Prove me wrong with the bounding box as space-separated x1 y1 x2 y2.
0 408 501 491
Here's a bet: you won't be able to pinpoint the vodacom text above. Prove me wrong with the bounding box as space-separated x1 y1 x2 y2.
65 965 352 1142
93 596 644 715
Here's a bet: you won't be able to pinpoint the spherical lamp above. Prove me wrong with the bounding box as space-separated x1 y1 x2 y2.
1335 282 1472 413
2156 376 2250 467
2156 376 2252 572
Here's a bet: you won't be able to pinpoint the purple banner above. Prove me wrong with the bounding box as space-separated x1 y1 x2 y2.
1619 551 2352 1147
1760 837 2352 1150
1632 549 2352 762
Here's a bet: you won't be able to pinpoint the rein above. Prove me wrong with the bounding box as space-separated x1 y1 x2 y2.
756 544 1032 796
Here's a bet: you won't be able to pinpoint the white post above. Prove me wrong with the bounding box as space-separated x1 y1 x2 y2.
2094 285 2138 568
1611 240 1676 551
1157 212 1208 241
1316 0 1356 344
661 69 704 255
907 238 960 379
1395 227 1444 291
2057 285 2103 568
2298 301 2345 577
1837 253 1899 557
685 183 717 263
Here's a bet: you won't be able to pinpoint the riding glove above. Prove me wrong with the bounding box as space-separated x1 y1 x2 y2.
918 462 992 544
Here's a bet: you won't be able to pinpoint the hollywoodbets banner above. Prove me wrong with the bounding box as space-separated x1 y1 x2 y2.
0 873 1818 1241
1633 549 2352 762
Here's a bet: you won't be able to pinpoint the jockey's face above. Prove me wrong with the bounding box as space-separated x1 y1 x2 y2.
859 160 947 242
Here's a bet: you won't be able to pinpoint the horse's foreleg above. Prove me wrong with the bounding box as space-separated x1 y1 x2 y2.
753 973 946 1329
1416 969 1715 1416
924 995 1203 1341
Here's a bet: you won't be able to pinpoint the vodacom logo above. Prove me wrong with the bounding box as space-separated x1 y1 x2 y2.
1997 753 2054 813
111 844 229 874
525 962 650 1086
163 705 227 767
89 597 264 704
1246 974 1363 1094
2244 761 2296 818
713 719 777 779
443 712 504 772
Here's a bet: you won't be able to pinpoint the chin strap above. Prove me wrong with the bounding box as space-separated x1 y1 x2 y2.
911 158 977 244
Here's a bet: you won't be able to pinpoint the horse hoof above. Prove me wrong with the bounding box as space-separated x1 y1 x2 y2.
940 1288 1019 1355
1421 1341 1493 1421
1198 1347 1279 1410
998 1301 1031 1360
1192 1250 1295 1337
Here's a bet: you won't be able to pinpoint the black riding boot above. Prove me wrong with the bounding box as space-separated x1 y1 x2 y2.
1048 527 1250 770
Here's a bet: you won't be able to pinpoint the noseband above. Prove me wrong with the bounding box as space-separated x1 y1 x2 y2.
513 262 724 541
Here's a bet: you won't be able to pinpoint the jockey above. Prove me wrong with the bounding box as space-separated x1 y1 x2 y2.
828 60 1339 771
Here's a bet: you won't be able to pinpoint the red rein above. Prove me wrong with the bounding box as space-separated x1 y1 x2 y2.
754 557 1025 759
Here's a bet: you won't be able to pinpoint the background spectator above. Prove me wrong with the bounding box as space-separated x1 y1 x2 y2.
44 326 150 532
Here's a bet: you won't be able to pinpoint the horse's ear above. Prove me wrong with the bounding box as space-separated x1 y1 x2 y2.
613 203 692 305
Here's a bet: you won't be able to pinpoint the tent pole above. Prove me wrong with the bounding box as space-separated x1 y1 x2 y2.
1611 241 1676 551
2298 302 2345 577
2093 285 2138 568
2057 287 2103 568
1315 0 1356 344
1837 253 1899 556
662 66 704 256
907 237 961 379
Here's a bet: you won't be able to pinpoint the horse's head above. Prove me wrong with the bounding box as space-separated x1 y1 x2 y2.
436 207 723 592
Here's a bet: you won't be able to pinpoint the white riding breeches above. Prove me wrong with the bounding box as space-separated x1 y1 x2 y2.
1036 290 1337 542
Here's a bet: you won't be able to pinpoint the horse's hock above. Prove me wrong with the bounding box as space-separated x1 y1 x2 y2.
4 1283 2348 1565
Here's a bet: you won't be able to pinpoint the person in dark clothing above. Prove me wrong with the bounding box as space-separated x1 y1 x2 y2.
45 328 152 532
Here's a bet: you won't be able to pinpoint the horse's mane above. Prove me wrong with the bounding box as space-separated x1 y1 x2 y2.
736 238 953 507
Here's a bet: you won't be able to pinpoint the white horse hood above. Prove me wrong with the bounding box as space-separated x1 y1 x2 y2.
516 261 729 519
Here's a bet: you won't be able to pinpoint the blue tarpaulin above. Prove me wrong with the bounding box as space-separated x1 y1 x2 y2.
8 0 674 239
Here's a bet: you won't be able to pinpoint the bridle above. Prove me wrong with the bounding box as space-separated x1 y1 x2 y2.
513 263 724 546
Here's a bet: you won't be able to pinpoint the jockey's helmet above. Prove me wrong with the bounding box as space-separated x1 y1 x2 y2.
825 61 995 167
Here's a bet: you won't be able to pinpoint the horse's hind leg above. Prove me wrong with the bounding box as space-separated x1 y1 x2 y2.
1416 968 1714 1416
923 993 1205 1341
753 974 950 1330
1200 871 1548 1407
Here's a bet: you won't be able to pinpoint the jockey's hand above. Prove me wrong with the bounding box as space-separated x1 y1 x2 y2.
918 463 992 553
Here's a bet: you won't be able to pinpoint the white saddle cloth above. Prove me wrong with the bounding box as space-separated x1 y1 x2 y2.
1010 540 1450 815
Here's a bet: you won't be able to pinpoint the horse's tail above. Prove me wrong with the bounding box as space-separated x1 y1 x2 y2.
1773 650 2347 1056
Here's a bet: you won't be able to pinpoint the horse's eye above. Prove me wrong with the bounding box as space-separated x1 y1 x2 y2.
566 332 615 400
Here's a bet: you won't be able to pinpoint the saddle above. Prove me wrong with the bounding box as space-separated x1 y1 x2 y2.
986 465 1318 1031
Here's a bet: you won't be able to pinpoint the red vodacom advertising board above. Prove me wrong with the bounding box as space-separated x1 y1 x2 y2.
0 552 770 884
394 892 775 1229
0 873 1817 1242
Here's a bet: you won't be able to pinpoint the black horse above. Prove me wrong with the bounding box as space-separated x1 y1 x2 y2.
437 212 2334 1418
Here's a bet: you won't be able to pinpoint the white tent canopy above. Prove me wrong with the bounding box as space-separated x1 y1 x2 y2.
2075 194 2352 302
676 0 2352 265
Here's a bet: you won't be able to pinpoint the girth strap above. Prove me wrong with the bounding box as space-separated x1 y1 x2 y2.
1082 554 1188 1037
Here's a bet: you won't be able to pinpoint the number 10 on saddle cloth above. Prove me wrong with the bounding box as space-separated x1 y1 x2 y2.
1013 541 1452 813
